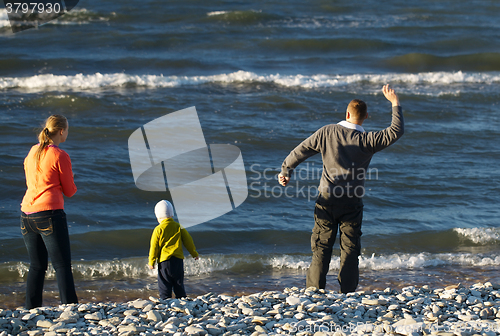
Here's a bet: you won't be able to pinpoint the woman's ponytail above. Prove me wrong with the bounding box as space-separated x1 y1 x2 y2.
34 115 68 171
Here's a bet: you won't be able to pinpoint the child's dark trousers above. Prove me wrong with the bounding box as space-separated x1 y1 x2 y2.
158 256 186 299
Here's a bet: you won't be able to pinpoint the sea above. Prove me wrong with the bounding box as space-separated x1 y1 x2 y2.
1 0 500 308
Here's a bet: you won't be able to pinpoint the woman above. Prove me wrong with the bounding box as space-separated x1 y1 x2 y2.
20 115 78 309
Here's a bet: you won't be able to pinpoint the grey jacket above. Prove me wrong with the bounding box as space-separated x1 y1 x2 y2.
280 106 404 204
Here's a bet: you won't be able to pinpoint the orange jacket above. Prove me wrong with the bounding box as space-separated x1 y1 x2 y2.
21 145 77 213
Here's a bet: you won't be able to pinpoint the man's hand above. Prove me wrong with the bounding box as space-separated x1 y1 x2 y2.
382 84 400 107
194 256 199 261
148 264 154 270
278 173 290 187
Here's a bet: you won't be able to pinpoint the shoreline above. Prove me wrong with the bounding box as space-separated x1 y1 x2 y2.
2 282 500 335
3 264 500 310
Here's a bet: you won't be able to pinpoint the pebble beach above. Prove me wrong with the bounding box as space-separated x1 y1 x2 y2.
2 282 500 336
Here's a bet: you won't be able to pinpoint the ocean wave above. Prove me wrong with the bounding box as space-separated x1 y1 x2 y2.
207 11 230 16
359 252 500 270
271 252 500 271
4 251 500 282
261 38 388 52
270 14 500 30
0 9 10 29
3 255 252 281
386 53 500 72
454 227 500 244
1 71 499 93
272 14 411 30
205 10 277 24
53 8 112 25
5 258 154 281
0 8 109 29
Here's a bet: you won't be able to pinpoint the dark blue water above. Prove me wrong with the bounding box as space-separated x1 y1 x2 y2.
1 0 500 307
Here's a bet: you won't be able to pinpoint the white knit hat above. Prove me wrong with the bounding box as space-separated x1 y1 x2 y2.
154 200 174 219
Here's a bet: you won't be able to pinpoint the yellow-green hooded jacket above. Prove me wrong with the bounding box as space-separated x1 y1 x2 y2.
148 218 198 266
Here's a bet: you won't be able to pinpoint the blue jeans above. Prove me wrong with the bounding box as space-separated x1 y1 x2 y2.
21 210 78 308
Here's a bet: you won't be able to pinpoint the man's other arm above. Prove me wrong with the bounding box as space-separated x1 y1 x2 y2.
279 130 322 186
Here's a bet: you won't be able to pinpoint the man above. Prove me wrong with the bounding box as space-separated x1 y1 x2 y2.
278 84 404 293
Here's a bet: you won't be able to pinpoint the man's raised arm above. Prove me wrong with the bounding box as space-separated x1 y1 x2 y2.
382 84 400 107
365 85 404 152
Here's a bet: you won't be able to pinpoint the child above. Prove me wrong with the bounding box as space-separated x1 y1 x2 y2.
148 200 199 299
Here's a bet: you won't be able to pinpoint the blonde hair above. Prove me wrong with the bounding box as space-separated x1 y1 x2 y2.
34 115 68 171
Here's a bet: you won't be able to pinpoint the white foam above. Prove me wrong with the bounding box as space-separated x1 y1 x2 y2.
54 8 110 24
360 252 500 270
269 254 311 270
5 250 500 282
454 227 500 244
267 13 500 30
0 9 11 29
268 252 500 271
360 253 445 270
2 71 500 93
207 10 262 17
5 255 243 280
273 14 410 30
184 254 240 276
0 8 107 29
207 11 229 16
7 258 153 280
270 252 500 271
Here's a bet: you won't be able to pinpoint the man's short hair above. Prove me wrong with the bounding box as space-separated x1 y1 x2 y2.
347 99 367 120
